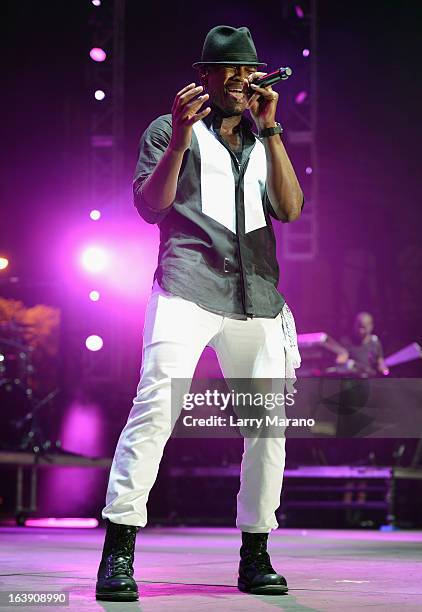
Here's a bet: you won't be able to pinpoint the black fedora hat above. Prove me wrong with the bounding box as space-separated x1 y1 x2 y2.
192 25 267 69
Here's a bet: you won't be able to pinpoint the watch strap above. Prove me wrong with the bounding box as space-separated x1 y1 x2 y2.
259 122 283 138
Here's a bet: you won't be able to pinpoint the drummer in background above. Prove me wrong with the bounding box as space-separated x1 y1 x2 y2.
336 312 389 377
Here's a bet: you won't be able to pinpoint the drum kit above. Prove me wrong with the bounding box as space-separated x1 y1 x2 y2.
0 320 60 452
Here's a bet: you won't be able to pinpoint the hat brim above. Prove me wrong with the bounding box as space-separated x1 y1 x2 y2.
192 61 267 69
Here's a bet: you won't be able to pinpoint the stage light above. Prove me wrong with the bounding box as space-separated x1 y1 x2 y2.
294 4 304 18
81 246 108 273
26 518 99 528
85 335 103 351
89 209 101 220
94 89 105 101
303 48 310 57
89 47 106 62
306 166 313 175
89 290 100 302
0 354 4 362
0 257 9 270
298 332 328 346
295 91 308 104
92 0 101 6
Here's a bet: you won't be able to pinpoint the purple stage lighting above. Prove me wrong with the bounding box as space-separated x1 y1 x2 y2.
294 4 304 18
85 335 103 351
89 290 100 302
81 246 108 273
385 343 422 368
295 91 308 104
303 48 310 57
92 0 101 6
26 518 98 528
0 257 9 270
298 332 328 346
89 47 106 62
94 90 105 101
306 166 313 175
89 209 101 221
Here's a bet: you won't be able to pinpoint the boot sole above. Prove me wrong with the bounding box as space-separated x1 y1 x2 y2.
96 591 139 602
238 580 288 595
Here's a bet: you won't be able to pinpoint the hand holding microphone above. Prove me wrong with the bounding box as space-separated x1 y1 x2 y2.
246 67 292 129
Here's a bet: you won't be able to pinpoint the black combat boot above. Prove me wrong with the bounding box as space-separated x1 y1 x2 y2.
238 532 288 595
95 519 140 601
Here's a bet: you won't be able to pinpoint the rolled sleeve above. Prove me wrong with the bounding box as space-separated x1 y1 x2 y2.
133 115 174 225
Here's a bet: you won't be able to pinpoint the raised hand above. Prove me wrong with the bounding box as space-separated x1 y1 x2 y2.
170 83 211 152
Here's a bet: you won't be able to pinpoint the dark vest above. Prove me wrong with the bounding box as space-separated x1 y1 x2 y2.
133 113 285 319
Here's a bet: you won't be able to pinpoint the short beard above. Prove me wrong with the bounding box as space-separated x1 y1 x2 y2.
225 109 243 117
213 101 244 118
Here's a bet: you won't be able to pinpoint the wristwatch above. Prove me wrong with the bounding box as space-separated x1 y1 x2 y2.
259 122 284 138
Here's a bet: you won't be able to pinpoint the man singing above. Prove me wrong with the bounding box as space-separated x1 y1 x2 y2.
96 25 304 601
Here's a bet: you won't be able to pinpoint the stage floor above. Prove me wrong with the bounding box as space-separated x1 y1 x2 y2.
0 526 421 611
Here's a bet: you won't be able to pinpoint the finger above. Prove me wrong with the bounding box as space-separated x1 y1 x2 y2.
174 87 204 117
250 83 276 95
248 71 267 84
246 93 260 108
180 94 209 120
174 85 203 114
185 93 209 112
176 82 196 97
187 106 212 125
178 85 204 106
250 83 278 100
248 98 258 108
172 83 197 114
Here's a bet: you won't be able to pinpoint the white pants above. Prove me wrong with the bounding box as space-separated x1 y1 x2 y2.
102 281 299 533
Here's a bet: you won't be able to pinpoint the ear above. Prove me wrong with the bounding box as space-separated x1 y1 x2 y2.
199 67 209 88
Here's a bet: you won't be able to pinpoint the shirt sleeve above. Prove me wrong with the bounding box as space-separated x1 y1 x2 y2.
133 115 174 225
264 189 305 221
374 337 384 359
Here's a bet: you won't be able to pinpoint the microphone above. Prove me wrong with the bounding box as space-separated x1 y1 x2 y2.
249 67 293 92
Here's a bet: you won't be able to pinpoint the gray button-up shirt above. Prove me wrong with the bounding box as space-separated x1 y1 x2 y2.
133 108 300 319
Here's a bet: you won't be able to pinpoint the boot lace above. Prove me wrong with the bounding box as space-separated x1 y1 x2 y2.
253 551 276 575
106 554 133 577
